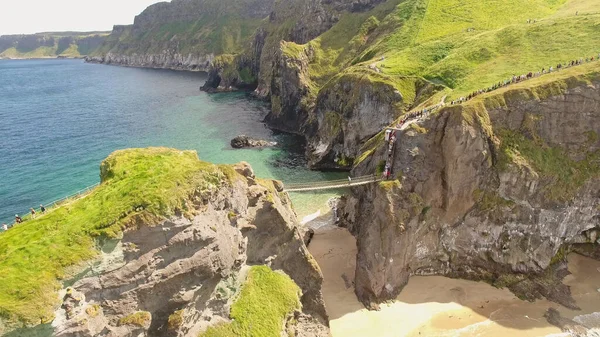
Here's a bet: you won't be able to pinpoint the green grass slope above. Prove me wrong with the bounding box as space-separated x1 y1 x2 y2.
94 17 261 57
279 0 600 105
414 0 566 43
200 266 301 337
93 0 272 57
0 32 108 59
0 148 235 325
377 0 600 97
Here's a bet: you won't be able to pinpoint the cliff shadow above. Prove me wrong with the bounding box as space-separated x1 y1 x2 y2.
309 226 600 335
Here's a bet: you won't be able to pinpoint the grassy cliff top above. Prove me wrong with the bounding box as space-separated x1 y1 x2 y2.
448 62 600 203
93 0 273 57
280 0 600 106
0 32 107 58
93 17 262 56
0 148 236 325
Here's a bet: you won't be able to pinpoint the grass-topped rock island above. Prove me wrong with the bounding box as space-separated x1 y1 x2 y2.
0 148 328 337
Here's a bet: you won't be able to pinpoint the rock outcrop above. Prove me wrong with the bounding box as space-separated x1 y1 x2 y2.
85 52 214 72
305 74 439 169
201 0 433 169
0 32 107 58
88 0 275 71
52 162 328 337
544 308 599 337
230 135 277 148
342 74 600 309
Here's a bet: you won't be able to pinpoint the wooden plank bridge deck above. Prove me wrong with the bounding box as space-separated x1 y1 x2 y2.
283 175 381 192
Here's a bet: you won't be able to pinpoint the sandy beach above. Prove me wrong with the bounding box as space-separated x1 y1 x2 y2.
308 226 600 337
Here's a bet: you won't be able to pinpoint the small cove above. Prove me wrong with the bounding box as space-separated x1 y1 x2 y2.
0 59 342 225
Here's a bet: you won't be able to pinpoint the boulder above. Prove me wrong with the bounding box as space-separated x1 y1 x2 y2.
230 135 277 149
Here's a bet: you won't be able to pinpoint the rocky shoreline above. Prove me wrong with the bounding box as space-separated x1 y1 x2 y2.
84 54 212 72
0 56 84 60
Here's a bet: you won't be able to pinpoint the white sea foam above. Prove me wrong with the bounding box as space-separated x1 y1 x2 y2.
301 209 321 225
574 312 600 329
542 312 600 337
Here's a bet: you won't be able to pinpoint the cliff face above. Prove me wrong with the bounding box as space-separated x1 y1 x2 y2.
0 32 107 59
342 72 600 309
88 0 275 71
200 0 600 171
306 74 439 169
203 0 404 170
201 0 347 92
48 159 328 336
86 52 213 71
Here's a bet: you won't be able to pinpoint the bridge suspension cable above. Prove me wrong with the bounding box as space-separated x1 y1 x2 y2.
283 175 380 192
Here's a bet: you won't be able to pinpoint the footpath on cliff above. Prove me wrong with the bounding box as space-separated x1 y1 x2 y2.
306 220 600 337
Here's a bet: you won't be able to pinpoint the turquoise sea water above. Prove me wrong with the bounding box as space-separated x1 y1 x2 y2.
0 59 342 225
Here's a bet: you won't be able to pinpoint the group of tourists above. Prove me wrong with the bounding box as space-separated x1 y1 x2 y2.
1 204 47 232
397 101 445 127
380 101 446 179
383 131 397 179
374 50 600 181
450 54 600 105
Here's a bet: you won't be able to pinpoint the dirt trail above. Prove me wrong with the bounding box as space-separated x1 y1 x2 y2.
308 227 600 337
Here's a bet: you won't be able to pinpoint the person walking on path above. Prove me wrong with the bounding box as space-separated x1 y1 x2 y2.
1 224 7 231
30 208 37 219
40 204 46 213
15 215 22 224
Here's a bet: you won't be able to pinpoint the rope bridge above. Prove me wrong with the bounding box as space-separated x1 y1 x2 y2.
283 175 380 192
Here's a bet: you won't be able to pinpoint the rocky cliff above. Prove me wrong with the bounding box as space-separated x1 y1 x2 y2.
202 0 408 170
341 67 600 310
0 32 107 59
53 157 328 337
87 0 275 71
201 0 600 171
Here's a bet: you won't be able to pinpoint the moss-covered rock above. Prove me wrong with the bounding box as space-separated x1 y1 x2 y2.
200 266 301 337
118 311 151 327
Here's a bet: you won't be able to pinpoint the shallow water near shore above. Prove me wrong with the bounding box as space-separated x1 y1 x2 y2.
0 59 342 225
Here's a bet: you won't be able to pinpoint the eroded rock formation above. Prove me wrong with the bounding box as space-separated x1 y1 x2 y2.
53 162 328 337
85 53 214 72
342 75 600 309
87 0 275 71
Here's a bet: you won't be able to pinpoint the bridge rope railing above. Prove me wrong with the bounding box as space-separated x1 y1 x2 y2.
7 182 100 226
283 175 379 192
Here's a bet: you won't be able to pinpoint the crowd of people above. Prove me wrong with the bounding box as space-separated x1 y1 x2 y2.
1 204 46 232
397 101 445 127
449 54 600 105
